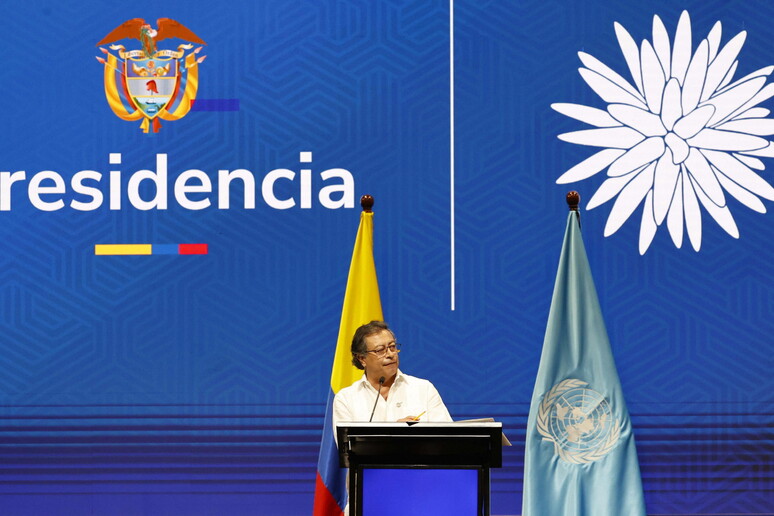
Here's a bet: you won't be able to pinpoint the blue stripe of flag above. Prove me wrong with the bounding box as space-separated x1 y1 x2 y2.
153 244 178 255
191 99 240 111
317 389 348 511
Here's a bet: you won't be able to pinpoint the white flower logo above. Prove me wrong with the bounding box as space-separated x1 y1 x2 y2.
554 11 774 254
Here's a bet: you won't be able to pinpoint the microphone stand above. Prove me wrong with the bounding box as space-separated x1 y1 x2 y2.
368 376 386 422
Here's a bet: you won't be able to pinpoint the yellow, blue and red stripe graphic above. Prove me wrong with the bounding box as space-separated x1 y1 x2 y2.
313 210 383 516
95 244 208 255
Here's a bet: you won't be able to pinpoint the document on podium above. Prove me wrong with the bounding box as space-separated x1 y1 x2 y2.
455 418 512 446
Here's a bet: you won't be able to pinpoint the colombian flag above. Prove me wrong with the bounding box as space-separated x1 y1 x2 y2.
313 206 383 516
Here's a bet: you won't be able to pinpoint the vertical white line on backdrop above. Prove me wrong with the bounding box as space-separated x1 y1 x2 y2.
449 0 456 311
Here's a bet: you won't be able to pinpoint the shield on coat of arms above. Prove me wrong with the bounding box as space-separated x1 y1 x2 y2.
125 57 179 119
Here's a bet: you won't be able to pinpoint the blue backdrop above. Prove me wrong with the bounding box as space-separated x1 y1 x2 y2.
0 1 771 515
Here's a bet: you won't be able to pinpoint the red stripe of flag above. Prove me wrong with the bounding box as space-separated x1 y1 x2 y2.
313 472 344 516
179 244 208 255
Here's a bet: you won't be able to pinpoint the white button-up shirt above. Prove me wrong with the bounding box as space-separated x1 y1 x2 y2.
332 370 452 437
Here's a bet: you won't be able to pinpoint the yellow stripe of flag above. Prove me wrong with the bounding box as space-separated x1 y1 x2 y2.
330 211 383 393
95 244 152 255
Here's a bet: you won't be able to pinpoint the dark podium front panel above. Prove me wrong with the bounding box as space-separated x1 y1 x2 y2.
337 423 502 516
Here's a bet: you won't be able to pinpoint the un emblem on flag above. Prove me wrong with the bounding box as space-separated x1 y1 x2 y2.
537 379 620 464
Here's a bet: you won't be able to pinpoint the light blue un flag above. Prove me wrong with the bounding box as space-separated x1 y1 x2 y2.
522 211 646 516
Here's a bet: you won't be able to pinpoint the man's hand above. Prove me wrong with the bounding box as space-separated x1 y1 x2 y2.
397 411 425 422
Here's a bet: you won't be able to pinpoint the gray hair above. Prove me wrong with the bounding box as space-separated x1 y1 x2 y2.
351 320 395 369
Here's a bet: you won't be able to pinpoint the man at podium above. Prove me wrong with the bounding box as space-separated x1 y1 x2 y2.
333 321 452 428
333 322 493 516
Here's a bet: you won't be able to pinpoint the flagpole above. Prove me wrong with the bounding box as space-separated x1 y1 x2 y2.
314 192 383 516
566 190 580 226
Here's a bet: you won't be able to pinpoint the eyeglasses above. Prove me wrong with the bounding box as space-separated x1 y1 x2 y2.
364 342 401 358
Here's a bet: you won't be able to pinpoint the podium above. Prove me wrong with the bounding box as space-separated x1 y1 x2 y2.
337 422 502 516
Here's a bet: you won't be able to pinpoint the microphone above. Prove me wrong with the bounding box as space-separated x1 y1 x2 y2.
368 376 386 422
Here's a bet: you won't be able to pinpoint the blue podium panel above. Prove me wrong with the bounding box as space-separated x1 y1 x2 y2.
362 469 478 516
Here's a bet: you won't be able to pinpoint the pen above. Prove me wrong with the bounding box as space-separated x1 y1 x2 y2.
412 411 427 421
